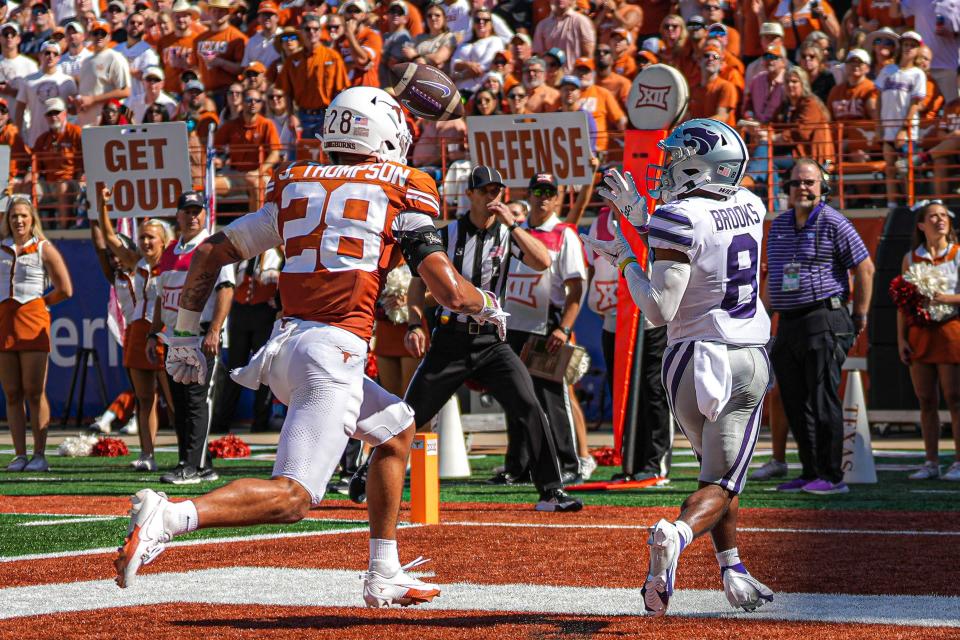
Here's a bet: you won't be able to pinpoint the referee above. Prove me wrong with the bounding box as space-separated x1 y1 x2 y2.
766 159 874 496
404 166 582 512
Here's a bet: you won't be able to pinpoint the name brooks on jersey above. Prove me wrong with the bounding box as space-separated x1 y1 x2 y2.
709 202 763 233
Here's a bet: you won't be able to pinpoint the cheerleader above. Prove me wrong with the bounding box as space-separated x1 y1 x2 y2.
1 196 72 472
899 200 960 481
93 187 173 472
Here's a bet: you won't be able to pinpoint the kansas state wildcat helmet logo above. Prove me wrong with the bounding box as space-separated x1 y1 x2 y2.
680 126 721 155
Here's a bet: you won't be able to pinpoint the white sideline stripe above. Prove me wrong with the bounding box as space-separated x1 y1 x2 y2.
440 521 960 537
1 567 958 626
17 517 116 527
0 524 387 563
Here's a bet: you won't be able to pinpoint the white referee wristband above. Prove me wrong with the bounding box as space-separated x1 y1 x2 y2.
175 308 202 336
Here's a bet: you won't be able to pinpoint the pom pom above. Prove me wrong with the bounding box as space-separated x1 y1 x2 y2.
589 446 621 467
57 434 99 457
91 437 129 457
380 265 412 324
208 434 251 459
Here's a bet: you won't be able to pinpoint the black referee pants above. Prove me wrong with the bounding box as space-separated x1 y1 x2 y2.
770 307 855 484
212 302 275 433
404 328 564 493
168 351 217 471
505 330 580 477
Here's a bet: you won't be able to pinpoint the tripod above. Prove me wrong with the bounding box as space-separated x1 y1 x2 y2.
61 347 108 429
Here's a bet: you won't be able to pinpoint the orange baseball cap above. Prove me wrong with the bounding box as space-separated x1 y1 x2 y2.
258 1 279 14
89 20 111 34
244 61 267 74
638 51 658 65
493 49 512 62
765 43 785 58
703 44 722 56
574 57 594 70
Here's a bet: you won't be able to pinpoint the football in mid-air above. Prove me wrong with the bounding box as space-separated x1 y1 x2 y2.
390 63 465 121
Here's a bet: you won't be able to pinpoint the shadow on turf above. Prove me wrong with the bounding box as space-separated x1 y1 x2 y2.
174 613 610 635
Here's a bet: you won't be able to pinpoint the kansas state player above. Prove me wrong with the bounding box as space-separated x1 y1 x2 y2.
582 119 774 616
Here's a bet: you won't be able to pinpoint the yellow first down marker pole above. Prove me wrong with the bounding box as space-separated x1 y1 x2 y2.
410 433 439 524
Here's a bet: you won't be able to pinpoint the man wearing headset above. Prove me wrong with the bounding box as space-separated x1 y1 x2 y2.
763 158 875 495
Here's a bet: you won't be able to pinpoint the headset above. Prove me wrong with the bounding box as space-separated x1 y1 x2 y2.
781 158 832 198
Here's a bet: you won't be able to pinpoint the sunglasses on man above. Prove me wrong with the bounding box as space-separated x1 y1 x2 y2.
531 187 557 198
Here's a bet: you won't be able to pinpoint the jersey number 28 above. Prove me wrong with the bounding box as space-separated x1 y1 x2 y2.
280 181 388 274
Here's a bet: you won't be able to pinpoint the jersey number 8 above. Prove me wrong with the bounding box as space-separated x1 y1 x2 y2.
280 181 388 274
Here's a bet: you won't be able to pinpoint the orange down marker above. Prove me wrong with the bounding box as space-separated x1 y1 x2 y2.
410 433 439 524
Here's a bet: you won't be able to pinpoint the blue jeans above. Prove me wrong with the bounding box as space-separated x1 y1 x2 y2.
298 109 326 142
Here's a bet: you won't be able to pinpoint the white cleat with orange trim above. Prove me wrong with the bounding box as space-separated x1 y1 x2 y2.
115 489 174 588
362 556 442 608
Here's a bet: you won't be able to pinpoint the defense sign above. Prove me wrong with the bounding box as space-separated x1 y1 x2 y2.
627 64 689 131
467 112 594 188
82 122 192 218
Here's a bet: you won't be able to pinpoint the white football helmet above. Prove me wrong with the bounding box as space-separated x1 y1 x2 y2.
320 87 412 164
646 118 749 203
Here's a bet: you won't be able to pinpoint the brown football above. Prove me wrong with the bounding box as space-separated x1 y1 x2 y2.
390 62 465 121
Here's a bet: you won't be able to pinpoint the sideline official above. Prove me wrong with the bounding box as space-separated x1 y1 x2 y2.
403 166 582 512
766 159 875 496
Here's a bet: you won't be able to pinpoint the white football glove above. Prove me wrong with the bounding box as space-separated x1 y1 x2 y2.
469 289 510 341
165 335 207 384
580 224 636 272
597 169 650 231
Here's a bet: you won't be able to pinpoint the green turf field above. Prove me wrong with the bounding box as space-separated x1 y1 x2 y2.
1 447 956 513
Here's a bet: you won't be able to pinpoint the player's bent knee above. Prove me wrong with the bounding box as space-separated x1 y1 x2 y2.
378 422 416 456
271 476 312 523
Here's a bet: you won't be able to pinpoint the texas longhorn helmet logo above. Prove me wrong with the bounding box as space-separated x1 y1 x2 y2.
633 84 671 111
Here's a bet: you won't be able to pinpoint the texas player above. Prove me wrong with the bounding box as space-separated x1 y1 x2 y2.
115 87 508 607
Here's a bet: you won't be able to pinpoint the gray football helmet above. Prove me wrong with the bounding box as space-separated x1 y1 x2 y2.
647 118 749 203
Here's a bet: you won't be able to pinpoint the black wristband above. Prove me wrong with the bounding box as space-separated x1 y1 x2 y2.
508 222 519 232
407 323 422 332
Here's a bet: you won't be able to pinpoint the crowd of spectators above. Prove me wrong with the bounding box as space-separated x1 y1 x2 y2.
0 0 956 223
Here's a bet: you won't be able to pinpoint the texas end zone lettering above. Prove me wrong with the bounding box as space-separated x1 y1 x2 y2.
473 128 587 181
95 138 179 213
710 203 761 232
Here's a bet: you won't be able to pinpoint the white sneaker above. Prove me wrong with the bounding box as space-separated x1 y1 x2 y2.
115 489 174 588
131 454 157 472
362 556 441 608
88 419 111 434
909 461 940 480
119 416 139 435
642 519 681 616
722 566 774 612
6 455 27 471
24 455 48 472
942 462 960 481
579 455 597 480
749 459 788 481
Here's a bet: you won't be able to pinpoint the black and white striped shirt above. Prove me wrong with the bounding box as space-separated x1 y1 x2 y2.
439 215 522 323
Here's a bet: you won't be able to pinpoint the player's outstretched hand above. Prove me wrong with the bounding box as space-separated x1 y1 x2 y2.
470 289 509 340
580 229 635 271
165 335 207 384
597 169 649 231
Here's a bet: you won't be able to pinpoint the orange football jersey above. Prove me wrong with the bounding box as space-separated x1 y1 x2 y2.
267 161 440 341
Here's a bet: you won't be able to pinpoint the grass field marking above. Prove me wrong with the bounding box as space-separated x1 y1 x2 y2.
2 566 960 626
17 516 117 527
440 521 960 536
0 522 415 564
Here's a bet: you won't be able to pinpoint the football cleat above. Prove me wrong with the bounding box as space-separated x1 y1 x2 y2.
722 565 774 612
641 519 682 616
115 489 174 588
349 459 370 504
362 556 441 608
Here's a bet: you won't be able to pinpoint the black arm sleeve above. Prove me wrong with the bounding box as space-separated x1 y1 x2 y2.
397 226 446 277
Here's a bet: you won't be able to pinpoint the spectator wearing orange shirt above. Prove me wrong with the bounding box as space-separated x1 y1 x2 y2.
214 88 281 210
157 0 200 94
276 13 349 140
375 0 423 39
737 0 778 60
857 0 911 32
572 57 626 155
336 0 383 88
593 43 630 107
826 49 879 163
0 98 29 193
490 50 518 93
772 0 840 51
912 39 944 130
195 0 248 102
31 98 83 227
700 1 740 56
608 28 636 79
688 44 738 127
508 32 532 80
